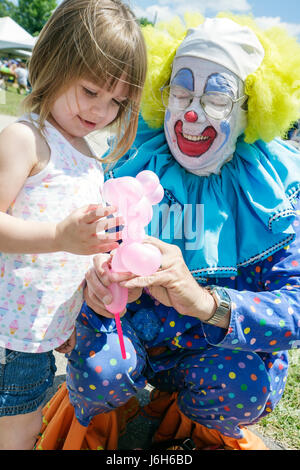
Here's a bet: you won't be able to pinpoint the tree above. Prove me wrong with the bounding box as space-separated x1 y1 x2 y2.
13 0 58 36
0 0 16 18
138 17 154 27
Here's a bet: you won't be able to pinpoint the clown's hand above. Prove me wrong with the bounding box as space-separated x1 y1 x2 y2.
84 253 142 318
118 237 216 322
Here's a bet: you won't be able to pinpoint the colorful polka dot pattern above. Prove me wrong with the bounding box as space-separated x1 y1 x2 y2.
66 308 148 427
66 197 300 435
148 348 275 438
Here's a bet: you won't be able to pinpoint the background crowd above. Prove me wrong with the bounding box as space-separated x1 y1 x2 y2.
0 57 29 94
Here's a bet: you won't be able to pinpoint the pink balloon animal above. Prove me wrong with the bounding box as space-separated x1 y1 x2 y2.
102 170 164 358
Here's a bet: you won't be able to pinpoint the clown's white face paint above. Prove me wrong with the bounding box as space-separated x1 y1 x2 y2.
164 57 247 175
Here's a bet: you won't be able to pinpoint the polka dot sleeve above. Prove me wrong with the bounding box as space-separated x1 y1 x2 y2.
202 200 300 353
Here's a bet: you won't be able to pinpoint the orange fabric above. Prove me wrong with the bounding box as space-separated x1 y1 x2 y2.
36 383 140 450
35 383 268 450
142 390 268 450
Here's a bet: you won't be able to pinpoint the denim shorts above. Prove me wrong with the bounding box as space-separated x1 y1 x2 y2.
0 347 57 416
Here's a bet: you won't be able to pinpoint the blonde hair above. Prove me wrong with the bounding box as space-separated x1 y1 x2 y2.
141 12 300 143
23 0 147 163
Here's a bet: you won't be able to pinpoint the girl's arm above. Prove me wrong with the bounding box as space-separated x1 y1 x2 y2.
0 123 121 255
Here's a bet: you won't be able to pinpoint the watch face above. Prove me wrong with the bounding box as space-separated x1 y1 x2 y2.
207 286 231 325
218 287 231 302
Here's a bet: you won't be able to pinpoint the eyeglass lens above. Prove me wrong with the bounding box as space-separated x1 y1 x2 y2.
162 86 233 119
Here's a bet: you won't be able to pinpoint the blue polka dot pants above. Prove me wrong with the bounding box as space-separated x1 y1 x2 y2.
149 349 271 438
67 310 273 437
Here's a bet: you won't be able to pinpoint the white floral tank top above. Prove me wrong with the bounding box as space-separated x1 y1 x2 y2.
0 114 104 352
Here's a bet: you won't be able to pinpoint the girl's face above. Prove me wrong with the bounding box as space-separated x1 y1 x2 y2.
50 77 129 140
164 57 247 175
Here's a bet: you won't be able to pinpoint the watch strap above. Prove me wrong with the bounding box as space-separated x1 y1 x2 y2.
206 286 231 325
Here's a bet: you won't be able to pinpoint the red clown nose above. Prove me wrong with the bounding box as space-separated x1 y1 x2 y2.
184 110 198 122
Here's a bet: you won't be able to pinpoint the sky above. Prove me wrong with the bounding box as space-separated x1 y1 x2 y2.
44 0 300 40
128 0 300 39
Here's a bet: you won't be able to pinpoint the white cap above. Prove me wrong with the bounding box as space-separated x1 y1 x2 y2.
175 18 265 81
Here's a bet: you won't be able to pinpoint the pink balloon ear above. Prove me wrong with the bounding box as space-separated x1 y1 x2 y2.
147 184 164 205
136 170 160 195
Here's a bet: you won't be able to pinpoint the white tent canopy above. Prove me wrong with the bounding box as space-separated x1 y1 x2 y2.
0 16 35 54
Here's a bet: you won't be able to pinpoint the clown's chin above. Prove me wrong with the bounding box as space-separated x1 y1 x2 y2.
175 121 217 156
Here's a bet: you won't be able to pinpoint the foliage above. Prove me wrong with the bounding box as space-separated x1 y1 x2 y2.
138 17 154 27
13 0 57 36
0 0 16 18
0 0 57 36
0 4 153 36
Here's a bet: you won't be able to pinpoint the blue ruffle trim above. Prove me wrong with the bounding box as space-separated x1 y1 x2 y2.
105 116 300 279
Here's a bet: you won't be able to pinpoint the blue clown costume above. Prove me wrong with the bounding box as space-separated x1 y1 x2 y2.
66 116 300 438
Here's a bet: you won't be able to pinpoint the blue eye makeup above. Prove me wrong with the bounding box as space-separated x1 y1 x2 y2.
205 73 235 98
171 68 194 91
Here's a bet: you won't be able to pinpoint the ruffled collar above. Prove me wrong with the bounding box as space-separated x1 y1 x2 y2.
105 117 300 279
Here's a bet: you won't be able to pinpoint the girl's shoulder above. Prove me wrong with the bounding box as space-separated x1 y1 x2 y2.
0 121 36 167
0 120 50 177
0 120 38 157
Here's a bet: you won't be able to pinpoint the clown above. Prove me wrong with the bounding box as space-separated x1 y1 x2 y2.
36 15 300 450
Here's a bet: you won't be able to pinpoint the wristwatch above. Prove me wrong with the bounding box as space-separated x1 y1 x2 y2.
205 286 231 325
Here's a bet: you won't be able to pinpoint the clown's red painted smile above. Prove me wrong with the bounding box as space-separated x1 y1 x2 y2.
175 120 217 156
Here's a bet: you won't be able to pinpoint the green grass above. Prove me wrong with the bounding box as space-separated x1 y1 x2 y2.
0 84 25 116
252 349 300 449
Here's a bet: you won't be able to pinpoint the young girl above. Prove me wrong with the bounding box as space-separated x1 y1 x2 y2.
0 0 146 450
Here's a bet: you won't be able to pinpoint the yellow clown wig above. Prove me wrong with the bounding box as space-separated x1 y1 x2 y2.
141 12 300 143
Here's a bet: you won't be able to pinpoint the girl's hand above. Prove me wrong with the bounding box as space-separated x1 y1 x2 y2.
55 204 122 255
84 253 142 318
117 237 217 322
